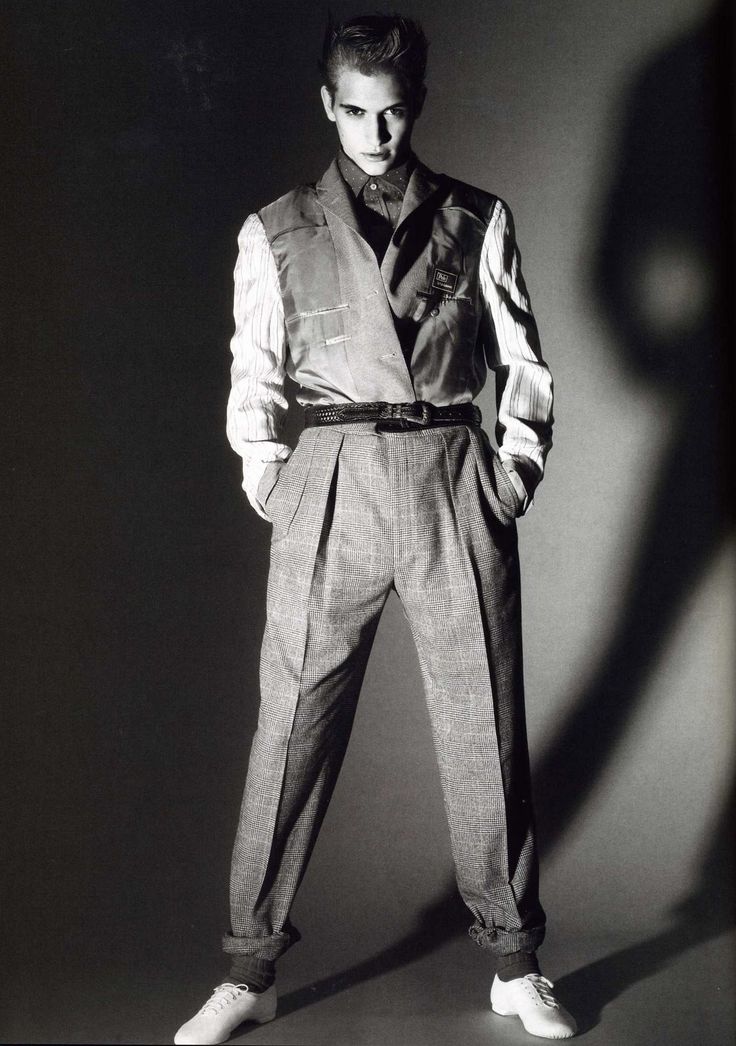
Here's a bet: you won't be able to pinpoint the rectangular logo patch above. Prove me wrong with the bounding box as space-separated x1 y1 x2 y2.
431 267 459 293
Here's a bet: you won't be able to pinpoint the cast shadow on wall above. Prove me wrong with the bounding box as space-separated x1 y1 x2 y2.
272 1 734 1029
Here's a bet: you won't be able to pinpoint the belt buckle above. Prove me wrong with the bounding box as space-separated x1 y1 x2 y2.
405 401 433 426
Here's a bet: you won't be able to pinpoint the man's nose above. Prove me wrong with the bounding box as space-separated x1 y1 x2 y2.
366 116 390 147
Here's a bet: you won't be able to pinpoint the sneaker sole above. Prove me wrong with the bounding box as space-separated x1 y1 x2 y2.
174 1008 277 1045
491 1004 517 1016
491 1007 576 1039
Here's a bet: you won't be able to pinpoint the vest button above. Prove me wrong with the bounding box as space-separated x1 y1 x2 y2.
430 307 440 317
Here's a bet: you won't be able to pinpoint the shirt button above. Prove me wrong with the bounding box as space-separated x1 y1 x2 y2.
430 307 440 317
369 182 378 190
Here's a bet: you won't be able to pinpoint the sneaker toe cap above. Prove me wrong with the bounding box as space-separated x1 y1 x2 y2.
524 1007 578 1039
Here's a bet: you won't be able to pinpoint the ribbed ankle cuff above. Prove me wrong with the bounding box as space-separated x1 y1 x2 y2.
227 954 275 993
495 950 540 982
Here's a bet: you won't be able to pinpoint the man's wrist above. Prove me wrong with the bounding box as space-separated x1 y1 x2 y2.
243 451 292 519
502 464 528 511
498 454 540 515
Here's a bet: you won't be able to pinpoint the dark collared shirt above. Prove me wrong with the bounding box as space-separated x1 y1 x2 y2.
337 150 416 258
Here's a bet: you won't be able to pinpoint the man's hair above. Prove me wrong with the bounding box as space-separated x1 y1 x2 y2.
319 13 428 102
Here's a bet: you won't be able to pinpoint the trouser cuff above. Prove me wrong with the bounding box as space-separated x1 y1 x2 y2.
468 921 545 955
222 926 300 963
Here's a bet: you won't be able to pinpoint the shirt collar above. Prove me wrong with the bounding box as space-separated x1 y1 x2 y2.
337 149 416 197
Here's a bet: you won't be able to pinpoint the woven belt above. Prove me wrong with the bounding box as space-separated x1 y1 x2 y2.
304 401 482 430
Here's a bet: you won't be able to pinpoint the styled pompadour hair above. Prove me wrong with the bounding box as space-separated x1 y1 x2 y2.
319 13 428 103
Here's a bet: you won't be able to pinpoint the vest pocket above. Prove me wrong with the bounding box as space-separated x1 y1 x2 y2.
285 304 354 394
285 304 350 352
412 291 474 323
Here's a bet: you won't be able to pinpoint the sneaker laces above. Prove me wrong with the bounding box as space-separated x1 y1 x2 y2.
523 975 559 1009
199 983 250 1016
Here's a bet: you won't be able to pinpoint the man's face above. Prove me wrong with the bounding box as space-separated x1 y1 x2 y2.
321 67 423 175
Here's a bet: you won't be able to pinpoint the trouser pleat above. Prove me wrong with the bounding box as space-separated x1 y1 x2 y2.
225 424 545 962
393 428 544 954
226 429 392 960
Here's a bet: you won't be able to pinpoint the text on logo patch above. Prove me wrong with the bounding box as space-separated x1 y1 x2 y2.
431 268 459 293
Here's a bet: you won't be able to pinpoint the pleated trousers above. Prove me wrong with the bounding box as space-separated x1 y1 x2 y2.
224 422 546 965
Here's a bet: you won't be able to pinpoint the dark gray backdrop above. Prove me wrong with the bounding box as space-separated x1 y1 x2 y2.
2 1 732 1042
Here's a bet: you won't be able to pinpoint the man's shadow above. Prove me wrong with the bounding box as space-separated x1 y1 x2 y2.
257 1 735 1029
274 781 735 1026
533 0 733 851
555 775 735 1032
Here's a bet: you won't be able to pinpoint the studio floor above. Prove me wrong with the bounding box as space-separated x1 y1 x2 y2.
5 923 734 1044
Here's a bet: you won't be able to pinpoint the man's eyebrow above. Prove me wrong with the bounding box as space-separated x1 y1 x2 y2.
338 101 406 112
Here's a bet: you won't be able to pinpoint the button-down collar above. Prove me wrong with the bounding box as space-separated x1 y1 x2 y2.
336 150 416 260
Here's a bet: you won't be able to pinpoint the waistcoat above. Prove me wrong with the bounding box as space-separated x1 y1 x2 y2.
258 158 499 406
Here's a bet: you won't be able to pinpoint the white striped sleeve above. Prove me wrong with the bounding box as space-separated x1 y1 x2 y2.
226 213 291 518
479 198 554 506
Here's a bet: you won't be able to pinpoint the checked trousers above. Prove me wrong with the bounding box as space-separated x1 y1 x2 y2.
224 422 546 966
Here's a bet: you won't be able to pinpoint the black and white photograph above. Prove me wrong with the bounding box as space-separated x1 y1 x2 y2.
3 2 733 1044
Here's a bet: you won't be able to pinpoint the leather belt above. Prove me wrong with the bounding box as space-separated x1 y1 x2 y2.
304 401 482 431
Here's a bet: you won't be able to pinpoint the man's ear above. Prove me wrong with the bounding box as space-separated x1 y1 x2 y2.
320 85 337 123
414 84 427 120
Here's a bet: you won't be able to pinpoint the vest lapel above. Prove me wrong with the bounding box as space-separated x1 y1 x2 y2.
316 160 364 238
395 161 446 230
311 161 413 399
380 161 446 288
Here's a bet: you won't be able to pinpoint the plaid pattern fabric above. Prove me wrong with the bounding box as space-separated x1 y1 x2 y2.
224 424 545 962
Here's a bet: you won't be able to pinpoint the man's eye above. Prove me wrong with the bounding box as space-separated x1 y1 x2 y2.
345 109 363 116
388 108 406 117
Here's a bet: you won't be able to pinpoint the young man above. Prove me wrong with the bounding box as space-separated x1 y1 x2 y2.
176 14 576 1044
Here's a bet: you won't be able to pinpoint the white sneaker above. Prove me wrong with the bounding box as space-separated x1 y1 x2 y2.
490 974 577 1039
174 982 277 1045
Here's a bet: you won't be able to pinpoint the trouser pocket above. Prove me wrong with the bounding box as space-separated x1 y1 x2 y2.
467 429 522 526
